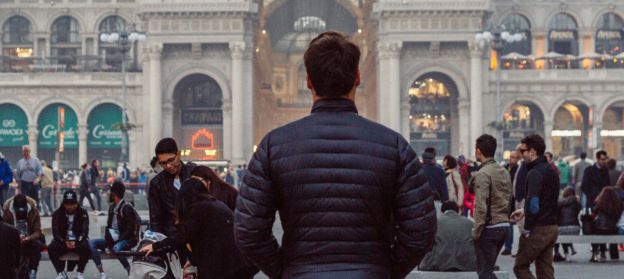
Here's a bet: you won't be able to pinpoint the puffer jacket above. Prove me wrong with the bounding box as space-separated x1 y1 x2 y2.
148 162 196 236
557 196 582 226
470 159 512 240
235 99 436 279
3 195 42 240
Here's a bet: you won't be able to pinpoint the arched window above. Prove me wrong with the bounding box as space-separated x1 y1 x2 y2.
98 16 128 40
2 16 32 44
500 14 532 69
549 13 578 30
596 13 624 68
274 16 327 53
51 16 81 43
178 74 223 109
98 16 129 71
548 13 579 68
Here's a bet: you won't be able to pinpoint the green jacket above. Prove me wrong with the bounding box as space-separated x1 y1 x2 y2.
420 211 476 271
557 161 570 185
470 159 512 240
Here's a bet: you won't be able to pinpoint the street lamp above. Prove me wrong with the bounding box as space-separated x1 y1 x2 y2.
476 27 523 162
99 27 146 164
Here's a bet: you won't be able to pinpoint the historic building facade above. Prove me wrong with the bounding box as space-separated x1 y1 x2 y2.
1 0 624 169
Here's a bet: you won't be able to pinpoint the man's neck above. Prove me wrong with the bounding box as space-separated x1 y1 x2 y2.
24 156 30 160
479 157 494 163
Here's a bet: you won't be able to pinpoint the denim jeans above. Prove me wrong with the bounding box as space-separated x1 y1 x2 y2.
474 226 509 279
40 187 54 215
20 181 39 208
88 239 131 270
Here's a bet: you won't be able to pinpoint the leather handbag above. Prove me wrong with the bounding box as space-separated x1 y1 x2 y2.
580 209 594 235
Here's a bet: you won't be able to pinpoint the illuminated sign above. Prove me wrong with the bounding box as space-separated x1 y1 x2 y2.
192 129 215 150
551 130 582 137
182 109 223 125
596 30 623 40
549 30 577 41
601 130 624 137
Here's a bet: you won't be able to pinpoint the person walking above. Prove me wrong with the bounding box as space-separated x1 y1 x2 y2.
121 163 131 183
3 194 42 279
553 187 582 263
90 159 105 216
581 150 610 211
40 161 55 217
15 145 43 210
0 209 21 279
444 155 464 209
423 150 449 202
557 159 571 190
469 134 512 279
510 134 560 279
235 31 436 279
502 150 521 256
607 159 621 187
574 152 592 207
0 152 13 207
589 186 623 262
141 179 259 279
77 163 96 213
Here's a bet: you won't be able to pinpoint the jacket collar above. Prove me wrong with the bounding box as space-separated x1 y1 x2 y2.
477 159 496 171
527 156 548 170
311 98 358 114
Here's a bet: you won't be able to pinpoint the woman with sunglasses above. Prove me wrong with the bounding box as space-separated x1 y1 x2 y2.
140 179 258 279
189 166 239 211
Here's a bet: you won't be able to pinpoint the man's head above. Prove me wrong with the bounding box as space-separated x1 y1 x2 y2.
62 190 78 215
22 145 31 159
475 134 496 162
150 156 158 169
40 160 46 167
607 158 617 170
13 194 28 220
520 134 545 163
596 150 608 168
441 200 459 215
155 138 182 174
91 159 99 168
545 152 553 163
304 31 360 101
509 151 520 164
443 155 457 170
580 151 587 160
109 181 125 204
425 147 437 157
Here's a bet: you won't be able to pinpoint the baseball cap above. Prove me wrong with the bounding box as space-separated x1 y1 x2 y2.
63 190 78 204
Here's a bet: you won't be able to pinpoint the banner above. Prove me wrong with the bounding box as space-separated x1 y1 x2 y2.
0 104 29 147
38 104 78 148
87 103 126 148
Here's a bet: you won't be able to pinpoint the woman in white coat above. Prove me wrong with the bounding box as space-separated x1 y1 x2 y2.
443 155 464 210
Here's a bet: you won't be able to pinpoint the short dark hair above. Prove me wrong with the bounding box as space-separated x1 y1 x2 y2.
443 155 457 169
545 152 553 159
303 31 360 98
476 134 497 158
425 147 437 156
607 158 617 170
441 200 459 213
580 151 587 160
521 134 546 156
150 156 159 169
562 186 575 198
155 138 179 155
596 150 607 159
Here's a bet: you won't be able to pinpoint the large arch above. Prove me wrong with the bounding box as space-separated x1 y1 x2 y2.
92 12 133 32
548 95 594 121
164 65 232 102
0 11 39 33
45 11 87 34
32 96 84 126
82 97 137 125
543 10 584 29
598 95 624 123
591 9 624 28
401 62 469 100
496 11 535 30
263 0 361 23
501 97 549 121
0 99 35 124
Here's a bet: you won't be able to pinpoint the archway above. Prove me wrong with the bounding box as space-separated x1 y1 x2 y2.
501 101 545 158
37 103 79 169
172 74 224 161
408 72 458 157
601 101 624 160
87 103 127 169
552 102 589 157
0 103 29 164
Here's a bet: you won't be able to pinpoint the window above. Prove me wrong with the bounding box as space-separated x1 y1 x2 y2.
596 13 624 68
298 64 308 95
179 75 223 109
98 16 129 71
2 16 32 44
548 13 579 68
51 16 81 43
99 16 128 40
549 13 577 30
500 14 533 69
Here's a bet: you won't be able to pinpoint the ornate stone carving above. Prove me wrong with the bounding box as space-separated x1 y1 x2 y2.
229 41 253 60
148 44 163 61
468 41 485 58
377 41 403 59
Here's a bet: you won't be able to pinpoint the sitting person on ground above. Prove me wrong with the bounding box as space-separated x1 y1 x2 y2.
0 208 21 279
48 190 91 279
420 200 476 271
3 194 42 279
89 182 139 278
553 186 582 263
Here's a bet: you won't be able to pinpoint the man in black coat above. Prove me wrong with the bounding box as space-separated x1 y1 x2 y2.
421 151 449 202
235 31 436 279
581 150 609 210
48 190 91 279
0 209 21 279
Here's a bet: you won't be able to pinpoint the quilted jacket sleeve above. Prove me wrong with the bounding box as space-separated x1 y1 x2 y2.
391 140 437 279
234 135 282 279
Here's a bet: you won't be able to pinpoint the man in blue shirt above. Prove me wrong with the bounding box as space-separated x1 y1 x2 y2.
16 145 44 210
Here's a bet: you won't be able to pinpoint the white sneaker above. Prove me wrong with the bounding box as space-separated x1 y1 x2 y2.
75 273 85 279
565 253 572 262
99 273 107 279
54 272 67 279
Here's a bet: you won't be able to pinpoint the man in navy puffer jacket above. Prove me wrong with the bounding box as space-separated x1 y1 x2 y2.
234 31 436 279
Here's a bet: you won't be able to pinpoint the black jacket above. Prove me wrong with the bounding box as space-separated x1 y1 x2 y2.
581 164 610 208
105 201 138 248
153 200 256 279
0 221 20 279
505 163 519 185
514 162 528 202
148 162 196 236
79 169 91 192
90 167 99 188
52 206 89 243
557 197 582 226
235 99 436 279
422 163 449 202
523 156 560 232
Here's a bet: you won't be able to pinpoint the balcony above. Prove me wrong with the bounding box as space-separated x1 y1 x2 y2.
490 69 624 83
0 72 143 86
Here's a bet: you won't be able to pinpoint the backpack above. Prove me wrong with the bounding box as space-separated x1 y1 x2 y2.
119 202 141 241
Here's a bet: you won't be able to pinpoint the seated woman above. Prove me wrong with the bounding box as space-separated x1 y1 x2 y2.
190 166 239 211
591 186 623 262
140 179 258 279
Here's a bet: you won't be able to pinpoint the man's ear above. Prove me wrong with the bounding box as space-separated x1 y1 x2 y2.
355 70 361 88
306 73 313 90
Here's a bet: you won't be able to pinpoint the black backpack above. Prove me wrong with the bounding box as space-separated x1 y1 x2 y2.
119 202 141 241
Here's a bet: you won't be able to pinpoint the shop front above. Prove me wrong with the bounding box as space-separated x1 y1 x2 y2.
37 104 78 169
87 103 126 169
0 103 29 164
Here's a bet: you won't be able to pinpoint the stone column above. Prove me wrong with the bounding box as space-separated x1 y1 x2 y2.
222 100 232 161
141 47 151 164
376 41 403 132
242 45 254 160
400 97 411 141
544 121 554 152
162 99 174 138
229 42 248 165
148 44 163 151
593 121 603 151
458 97 471 156
469 42 484 159
27 124 38 158
78 125 88 166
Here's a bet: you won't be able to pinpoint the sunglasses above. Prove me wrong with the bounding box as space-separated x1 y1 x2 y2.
519 148 529 154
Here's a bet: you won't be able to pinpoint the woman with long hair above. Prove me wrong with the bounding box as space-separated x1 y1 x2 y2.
190 166 239 211
140 179 258 279
443 155 464 209
553 186 582 262
590 186 624 262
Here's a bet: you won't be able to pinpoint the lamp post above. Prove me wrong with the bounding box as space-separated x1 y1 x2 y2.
99 28 146 164
476 28 523 162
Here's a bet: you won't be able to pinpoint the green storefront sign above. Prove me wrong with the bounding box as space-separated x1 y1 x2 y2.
38 104 78 148
88 103 126 148
0 104 29 147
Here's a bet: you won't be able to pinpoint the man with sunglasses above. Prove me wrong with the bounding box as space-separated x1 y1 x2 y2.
148 138 197 237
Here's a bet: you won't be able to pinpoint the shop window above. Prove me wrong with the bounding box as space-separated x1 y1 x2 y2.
595 13 624 68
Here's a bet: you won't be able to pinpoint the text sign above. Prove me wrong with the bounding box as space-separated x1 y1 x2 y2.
182 109 223 125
